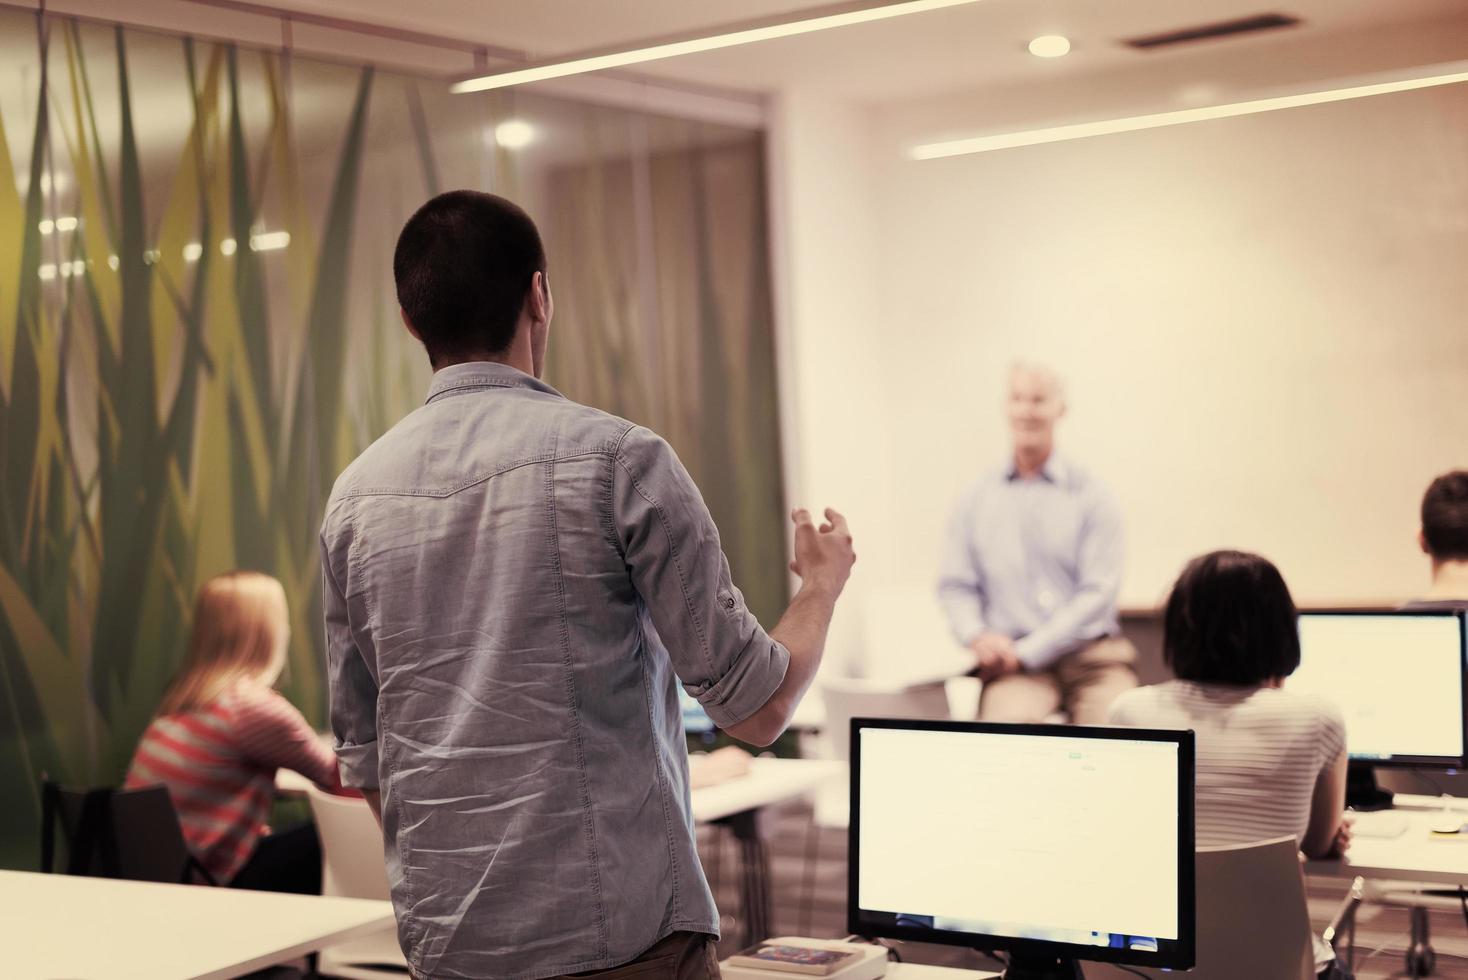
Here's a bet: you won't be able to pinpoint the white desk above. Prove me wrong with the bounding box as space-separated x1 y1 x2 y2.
1 870 394 980
723 961 995 979
721 937 998 979
1306 794 1468 886
692 758 842 946
691 757 842 822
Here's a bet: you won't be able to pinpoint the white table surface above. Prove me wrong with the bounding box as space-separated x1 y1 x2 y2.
0 870 395 980
1306 794 1468 885
724 960 997 978
887 966 1000 978
280 755 843 824
722 938 998 979
690 757 843 822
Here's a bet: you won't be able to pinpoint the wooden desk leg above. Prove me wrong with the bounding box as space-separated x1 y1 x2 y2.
715 809 771 946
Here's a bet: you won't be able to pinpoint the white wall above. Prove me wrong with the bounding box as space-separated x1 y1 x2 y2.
768 89 899 677
872 83 1468 609
773 76 1468 671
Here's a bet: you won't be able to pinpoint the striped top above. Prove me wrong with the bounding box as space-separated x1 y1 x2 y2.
126 679 340 883
1109 680 1346 847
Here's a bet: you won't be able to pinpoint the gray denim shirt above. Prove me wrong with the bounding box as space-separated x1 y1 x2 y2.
320 362 789 980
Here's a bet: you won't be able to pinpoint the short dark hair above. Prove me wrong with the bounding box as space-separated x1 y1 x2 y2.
393 191 546 364
1422 471 1468 562
1163 550 1300 686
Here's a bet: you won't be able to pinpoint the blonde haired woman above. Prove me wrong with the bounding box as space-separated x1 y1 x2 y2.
127 571 341 892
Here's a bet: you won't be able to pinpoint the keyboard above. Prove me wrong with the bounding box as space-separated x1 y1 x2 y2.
1352 812 1409 839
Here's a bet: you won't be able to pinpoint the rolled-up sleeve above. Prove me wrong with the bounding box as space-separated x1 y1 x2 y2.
320 509 381 789
612 426 789 730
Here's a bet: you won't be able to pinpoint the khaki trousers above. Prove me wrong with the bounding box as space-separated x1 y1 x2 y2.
978 635 1139 725
557 932 722 979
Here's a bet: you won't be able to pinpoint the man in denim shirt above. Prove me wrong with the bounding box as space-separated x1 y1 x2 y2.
320 191 855 980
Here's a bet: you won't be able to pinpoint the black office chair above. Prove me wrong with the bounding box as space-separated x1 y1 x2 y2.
40 779 216 885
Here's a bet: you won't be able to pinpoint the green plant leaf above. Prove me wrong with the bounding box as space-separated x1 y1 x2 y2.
0 562 108 778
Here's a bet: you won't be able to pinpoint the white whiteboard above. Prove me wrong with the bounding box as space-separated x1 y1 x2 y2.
869 84 1468 609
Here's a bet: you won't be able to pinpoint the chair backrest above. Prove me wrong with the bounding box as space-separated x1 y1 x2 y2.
1190 836 1315 980
820 677 951 762
305 783 391 900
41 780 205 884
1089 836 1314 980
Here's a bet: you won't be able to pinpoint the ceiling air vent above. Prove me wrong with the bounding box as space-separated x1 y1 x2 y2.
1123 13 1301 50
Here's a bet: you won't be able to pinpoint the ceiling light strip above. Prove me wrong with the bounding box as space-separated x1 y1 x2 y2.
450 0 986 94
911 65 1468 160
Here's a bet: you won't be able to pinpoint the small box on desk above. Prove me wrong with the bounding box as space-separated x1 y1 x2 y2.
721 937 888 980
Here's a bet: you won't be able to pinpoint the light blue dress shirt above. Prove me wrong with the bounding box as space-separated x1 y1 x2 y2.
320 362 789 980
937 454 1124 670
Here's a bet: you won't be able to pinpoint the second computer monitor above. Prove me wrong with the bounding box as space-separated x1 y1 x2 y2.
849 719 1195 976
1292 611 1467 767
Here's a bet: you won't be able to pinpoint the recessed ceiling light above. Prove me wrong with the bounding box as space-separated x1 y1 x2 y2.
494 120 537 150
1028 35 1071 58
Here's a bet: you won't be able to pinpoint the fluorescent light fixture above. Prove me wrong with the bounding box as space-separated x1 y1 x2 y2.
108 255 119 270
494 120 537 149
54 215 79 232
221 238 238 256
451 0 987 94
38 263 56 280
38 218 54 235
1028 34 1070 58
911 63 1468 160
183 242 203 262
249 230 291 252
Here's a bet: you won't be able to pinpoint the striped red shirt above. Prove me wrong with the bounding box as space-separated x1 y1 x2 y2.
126 679 340 883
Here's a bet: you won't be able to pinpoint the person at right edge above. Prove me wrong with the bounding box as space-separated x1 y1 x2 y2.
937 363 1137 724
320 191 855 980
1403 470 1468 612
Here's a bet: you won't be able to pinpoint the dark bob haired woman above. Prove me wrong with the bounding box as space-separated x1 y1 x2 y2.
1109 550 1352 979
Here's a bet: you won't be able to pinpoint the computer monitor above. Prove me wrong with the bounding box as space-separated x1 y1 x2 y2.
849 719 1195 979
680 688 716 737
1292 611 1467 809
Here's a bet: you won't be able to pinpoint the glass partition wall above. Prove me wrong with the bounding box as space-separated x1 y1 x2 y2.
0 10 784 868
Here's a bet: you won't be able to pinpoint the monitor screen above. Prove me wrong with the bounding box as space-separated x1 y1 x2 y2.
680 689 715 736
849 719 1195 972
1292 612 1467 767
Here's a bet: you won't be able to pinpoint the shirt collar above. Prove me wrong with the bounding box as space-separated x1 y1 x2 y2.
424 361 565 405
1005 452 1067 484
